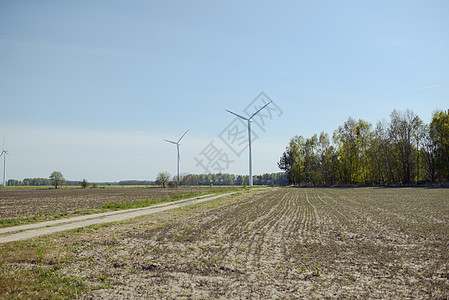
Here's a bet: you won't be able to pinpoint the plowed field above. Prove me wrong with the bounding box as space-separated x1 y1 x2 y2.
1 187 448 299
0 187 225 219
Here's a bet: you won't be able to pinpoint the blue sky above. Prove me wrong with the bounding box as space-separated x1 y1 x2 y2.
0 0 448 182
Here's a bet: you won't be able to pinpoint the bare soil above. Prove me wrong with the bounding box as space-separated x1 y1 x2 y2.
1 187 448 299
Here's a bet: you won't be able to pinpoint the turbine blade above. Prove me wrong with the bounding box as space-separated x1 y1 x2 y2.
177 129 189 143
164 139 178 145
250 100 272 119
225 109 248 120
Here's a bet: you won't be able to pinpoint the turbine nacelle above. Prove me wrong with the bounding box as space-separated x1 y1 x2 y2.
163 139 178 145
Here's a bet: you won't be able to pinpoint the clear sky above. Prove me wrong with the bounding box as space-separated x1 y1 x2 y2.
1 0 448 182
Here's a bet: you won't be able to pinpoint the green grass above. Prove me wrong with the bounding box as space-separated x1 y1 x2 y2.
0 266 87 299
101 192 208 210
0 235 116 299
100 188 242 210
0 185 56 190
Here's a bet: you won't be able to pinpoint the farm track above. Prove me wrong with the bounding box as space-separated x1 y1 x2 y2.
0 192 238 244
1 187 448 299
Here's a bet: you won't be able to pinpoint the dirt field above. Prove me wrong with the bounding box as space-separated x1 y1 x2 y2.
0 187 227 219
1 187 448 298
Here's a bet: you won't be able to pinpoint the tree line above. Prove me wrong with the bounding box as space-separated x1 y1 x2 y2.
8 177 53 186
7 172 288 187
183 172 288 186
7 171 67 188
156 172 288 187
278 109 449 186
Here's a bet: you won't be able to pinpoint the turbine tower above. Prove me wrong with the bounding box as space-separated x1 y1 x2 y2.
164 130 189 186
0 138 9 186
226 101 272 186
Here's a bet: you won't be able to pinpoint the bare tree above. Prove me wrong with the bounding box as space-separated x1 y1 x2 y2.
389 109 421 184
156 172 171 188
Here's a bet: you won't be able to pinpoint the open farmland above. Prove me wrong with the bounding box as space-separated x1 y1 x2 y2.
1 187 449 298
0 187 231 220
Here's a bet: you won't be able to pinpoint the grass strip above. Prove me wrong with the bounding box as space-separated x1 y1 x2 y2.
101 191 209 210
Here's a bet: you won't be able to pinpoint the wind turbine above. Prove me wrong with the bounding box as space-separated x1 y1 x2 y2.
226 101 272 186
164 130 189 186
0 138 9 186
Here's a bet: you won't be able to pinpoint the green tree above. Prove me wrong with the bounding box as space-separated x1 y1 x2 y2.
235 175 243 185
277 108 444 186
278 136 304 185
414 118 426 183
80 179 89 188
181 174 197 186
374 120 397 184
168 180 177 188
50 171 66 189
23 178 52 186
7 179 21 186
318 132 336 185
334 118 359 184
303 134 319 184
430 110 449 181
355 119 372 184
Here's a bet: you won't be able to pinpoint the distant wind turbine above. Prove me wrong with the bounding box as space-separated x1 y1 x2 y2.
226 101 272 186
164 130 189 186
0 138 9 186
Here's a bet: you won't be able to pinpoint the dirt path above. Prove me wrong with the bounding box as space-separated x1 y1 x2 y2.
0 192 236 244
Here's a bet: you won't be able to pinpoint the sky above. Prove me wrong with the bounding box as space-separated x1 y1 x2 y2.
0 0 448 182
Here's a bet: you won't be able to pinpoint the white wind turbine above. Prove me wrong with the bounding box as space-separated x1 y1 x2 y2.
164 130 189 186
226 101 272 186
0 138 9 186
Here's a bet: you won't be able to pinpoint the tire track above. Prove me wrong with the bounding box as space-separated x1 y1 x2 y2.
305 189 320 226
